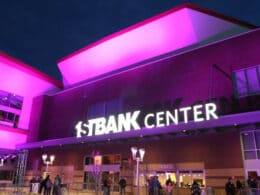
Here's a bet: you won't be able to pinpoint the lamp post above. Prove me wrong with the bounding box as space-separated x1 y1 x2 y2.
92 151 102 195
131 147 145 195
42 154 55 173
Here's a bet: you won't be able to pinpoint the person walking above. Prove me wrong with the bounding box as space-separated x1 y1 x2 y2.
53 174 61 195
119 178 127 195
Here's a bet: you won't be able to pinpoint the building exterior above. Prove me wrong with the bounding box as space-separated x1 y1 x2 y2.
0 3 260 193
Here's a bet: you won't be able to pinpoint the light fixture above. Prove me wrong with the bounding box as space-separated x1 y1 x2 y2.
131 147 137 160
131 147 145 195
0 158 4 166
42 154 47 161
42 154 55 173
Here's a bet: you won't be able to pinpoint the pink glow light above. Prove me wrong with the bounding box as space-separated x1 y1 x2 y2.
58 4 250 86
0 127 28 149
0 52 62 129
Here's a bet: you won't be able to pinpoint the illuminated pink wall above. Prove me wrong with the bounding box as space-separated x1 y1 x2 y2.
0 52 62 130
0 127 27 149
0 52 62 148
58 6 249 86
39 28 260 141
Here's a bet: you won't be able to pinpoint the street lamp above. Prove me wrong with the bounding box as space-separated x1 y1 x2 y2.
42 154 55 173
131 147 145 195
92 151 102 195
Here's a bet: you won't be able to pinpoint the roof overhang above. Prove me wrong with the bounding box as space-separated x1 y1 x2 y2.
0 52 63 96
57 3 254 86
16 110 260 149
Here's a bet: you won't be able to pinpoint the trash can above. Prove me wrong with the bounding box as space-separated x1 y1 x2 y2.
32 182 40 194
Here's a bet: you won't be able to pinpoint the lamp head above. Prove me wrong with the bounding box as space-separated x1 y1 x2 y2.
42 154 47 162
0 158 4 166
139 148 145 162
131 147 137 160
50 155 55 163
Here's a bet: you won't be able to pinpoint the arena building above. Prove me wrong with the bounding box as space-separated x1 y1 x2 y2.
0 3 260 194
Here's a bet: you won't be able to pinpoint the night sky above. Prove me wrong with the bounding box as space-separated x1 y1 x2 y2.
1 0 260 81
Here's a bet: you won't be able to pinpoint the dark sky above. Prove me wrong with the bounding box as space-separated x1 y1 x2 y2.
1 0 260 81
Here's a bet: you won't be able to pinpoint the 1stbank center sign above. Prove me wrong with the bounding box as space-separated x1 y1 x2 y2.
75 103 219 138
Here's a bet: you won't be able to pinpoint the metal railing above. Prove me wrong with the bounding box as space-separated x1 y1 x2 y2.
0 182 259 195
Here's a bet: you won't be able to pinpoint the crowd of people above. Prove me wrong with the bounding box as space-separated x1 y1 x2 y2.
29 174 62 195
29 173 260 195
225 176 260 195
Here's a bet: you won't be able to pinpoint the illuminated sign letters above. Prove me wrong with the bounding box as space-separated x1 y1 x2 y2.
75 103 218 138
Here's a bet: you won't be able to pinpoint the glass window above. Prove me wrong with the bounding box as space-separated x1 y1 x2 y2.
241 130 260 160
0 89 23 128
0 89 23 110
85 154 121 165
244 151 257 160
233 65 260 98
0 170 14 180
85 157 94 165
255 131 260 149
102 154 121 165
87 98 123 119
0 110 20 128
242 132 255 150
257 151 260 159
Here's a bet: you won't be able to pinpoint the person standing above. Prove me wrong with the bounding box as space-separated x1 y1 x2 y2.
103 176 112 195
225 177 236 195
236 179 242 195
147 176 154 195
152 176 162 195
53 175 61 195
165 176 173 195
191 181 201 195
38 176 44 194
44 175 52 195
119 178 127 195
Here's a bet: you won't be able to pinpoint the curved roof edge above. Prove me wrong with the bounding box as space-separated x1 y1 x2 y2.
57 3 257 64
0 51 63 88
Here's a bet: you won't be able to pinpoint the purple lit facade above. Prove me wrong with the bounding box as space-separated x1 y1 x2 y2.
1 3 260 191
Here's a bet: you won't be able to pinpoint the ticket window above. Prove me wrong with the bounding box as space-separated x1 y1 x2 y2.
192 171 204 187
166 172 177 184
157 172 165 185
139 172 176 187
179 171 192 187
179 170 205 188
159 172 176 186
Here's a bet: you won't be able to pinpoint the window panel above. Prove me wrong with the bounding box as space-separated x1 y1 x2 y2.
242 132 255 150
255 131 260 149
246 68 260 93
233 65 260 97
244 151 257 160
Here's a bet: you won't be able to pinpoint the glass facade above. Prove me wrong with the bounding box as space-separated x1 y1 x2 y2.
83 154 121 191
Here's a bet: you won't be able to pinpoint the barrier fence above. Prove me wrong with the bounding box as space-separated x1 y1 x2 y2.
0 183 259 195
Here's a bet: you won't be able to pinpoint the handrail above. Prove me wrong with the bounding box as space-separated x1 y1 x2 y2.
0 182 259 195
